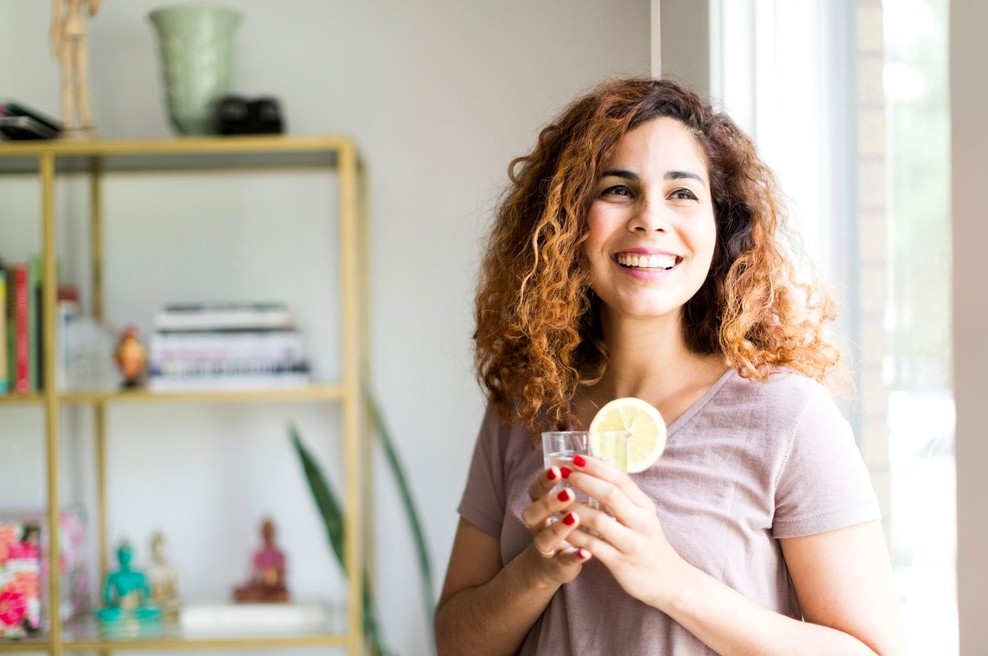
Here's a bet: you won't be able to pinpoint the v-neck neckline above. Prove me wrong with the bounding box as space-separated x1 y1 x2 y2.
665 368 736 437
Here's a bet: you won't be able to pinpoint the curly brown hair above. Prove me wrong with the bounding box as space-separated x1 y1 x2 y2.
474 77 841 432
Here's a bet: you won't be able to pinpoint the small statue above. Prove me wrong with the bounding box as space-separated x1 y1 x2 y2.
96 541 161 634
233 518 289 603
145 532 180 619
114 326 147 389
51 0 102 134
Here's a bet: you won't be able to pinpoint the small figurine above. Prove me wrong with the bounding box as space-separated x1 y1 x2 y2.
114 326 147 389
233 518 289 603
51 0 102 134
96 541 161 634
145 532 180 620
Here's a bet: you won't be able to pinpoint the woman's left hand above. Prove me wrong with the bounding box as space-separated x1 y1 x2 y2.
563 455 686 608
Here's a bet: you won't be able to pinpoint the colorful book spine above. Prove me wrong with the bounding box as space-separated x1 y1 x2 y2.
0 266 7 394
8 263 30 394
28 256 41 392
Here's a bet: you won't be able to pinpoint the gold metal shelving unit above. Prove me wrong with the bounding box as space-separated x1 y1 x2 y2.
0 136 370 655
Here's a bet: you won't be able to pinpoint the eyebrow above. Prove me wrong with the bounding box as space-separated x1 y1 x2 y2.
602 168 707 188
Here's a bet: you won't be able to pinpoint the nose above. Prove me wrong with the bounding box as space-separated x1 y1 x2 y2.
626 196 667 233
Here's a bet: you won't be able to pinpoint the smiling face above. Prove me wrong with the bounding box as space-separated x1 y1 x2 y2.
583 116 716 330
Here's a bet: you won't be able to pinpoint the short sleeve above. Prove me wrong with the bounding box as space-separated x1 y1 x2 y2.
772 389 881 538
457 405 508 539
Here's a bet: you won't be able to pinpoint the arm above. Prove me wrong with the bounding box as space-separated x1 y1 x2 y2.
435 467 591 656
434 520 558 656
566 458 906 656
658 522 905 656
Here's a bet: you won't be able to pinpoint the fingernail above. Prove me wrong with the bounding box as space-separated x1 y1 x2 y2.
557 489 571 502
578 548 590 560
563 512 576 526
573 455 586 467
560 467 572 479
546 467 558 481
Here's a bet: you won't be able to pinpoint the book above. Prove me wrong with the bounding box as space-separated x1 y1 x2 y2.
179 602 337 634
151 361 309 377
29 256 41 392
7 263 30 394
154 302 293 332
0 507 90 637
148 372 310 392
55 287 80 392
0 265 7 394
149 329 306 360
0 518 43 638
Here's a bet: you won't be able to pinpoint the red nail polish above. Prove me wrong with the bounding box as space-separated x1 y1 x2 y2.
557 489 571 502
578 549 590 560
573 455 586 467
560 467 572 479
563 512 576 526
546 468 557 481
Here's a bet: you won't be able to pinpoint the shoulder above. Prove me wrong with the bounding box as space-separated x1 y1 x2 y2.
719 368 839 423
473 403 541 472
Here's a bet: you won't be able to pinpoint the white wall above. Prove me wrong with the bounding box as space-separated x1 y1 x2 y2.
950 1 988 653
0 1 649 654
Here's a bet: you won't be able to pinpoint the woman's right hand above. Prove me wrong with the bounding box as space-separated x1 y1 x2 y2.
521 466 592 584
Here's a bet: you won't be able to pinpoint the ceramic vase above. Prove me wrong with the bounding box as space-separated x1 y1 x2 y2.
149 4 242 135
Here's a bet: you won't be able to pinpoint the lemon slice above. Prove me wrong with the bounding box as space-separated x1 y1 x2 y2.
589 397 667 473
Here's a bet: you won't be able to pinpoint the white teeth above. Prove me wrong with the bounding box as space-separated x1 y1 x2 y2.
616 253 677 270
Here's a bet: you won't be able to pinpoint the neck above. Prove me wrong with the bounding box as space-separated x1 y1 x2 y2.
580 311 728 425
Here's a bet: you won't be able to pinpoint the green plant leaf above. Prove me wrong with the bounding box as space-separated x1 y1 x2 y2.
368 393 436 634
290 424 392 655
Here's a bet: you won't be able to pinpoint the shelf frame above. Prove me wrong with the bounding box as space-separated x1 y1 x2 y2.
0 135 370 655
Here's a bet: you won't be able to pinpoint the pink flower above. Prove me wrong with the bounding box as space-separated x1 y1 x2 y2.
0 525 18 564
8 572 39 598
0 590 26 628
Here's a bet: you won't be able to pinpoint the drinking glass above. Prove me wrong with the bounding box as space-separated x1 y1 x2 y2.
541 430 630 510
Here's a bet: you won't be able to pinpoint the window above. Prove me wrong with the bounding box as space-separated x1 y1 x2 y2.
710 1 956 652
883 0 956 653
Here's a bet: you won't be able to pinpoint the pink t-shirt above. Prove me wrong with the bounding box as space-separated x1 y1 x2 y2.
457 369 881 655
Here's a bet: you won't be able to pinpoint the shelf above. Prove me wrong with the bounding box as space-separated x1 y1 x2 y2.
58 383 346 405
63 634 349 651
0 393 43 405
0 385 345 405
0 633 349 653
0 638 48 653
0 135 355 174
54 613 351 652
0 135 368 655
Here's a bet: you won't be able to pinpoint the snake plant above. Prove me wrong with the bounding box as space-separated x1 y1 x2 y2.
290 394 434 655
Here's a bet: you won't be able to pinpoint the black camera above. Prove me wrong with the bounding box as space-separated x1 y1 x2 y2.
215 95 284 135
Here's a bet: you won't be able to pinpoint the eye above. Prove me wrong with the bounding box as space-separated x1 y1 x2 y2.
601 184 633 198
669 187 699 201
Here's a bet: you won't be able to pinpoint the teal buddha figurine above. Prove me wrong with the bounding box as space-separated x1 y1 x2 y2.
96 541 162 628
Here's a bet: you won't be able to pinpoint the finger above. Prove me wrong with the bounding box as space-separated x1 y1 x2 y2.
521 486 577 534
571 455 652 508
532 509 582 555
556 546 594 566
563 518 622 564
570 503 635 553
564 472 642 528
527 465 569 503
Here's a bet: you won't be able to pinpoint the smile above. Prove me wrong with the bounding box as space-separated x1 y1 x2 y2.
615 253 679 271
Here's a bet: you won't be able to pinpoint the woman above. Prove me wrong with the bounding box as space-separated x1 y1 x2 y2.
435 78 905 655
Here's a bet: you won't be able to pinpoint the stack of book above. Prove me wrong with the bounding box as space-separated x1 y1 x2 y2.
2 256 79 395
149 302 310 392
